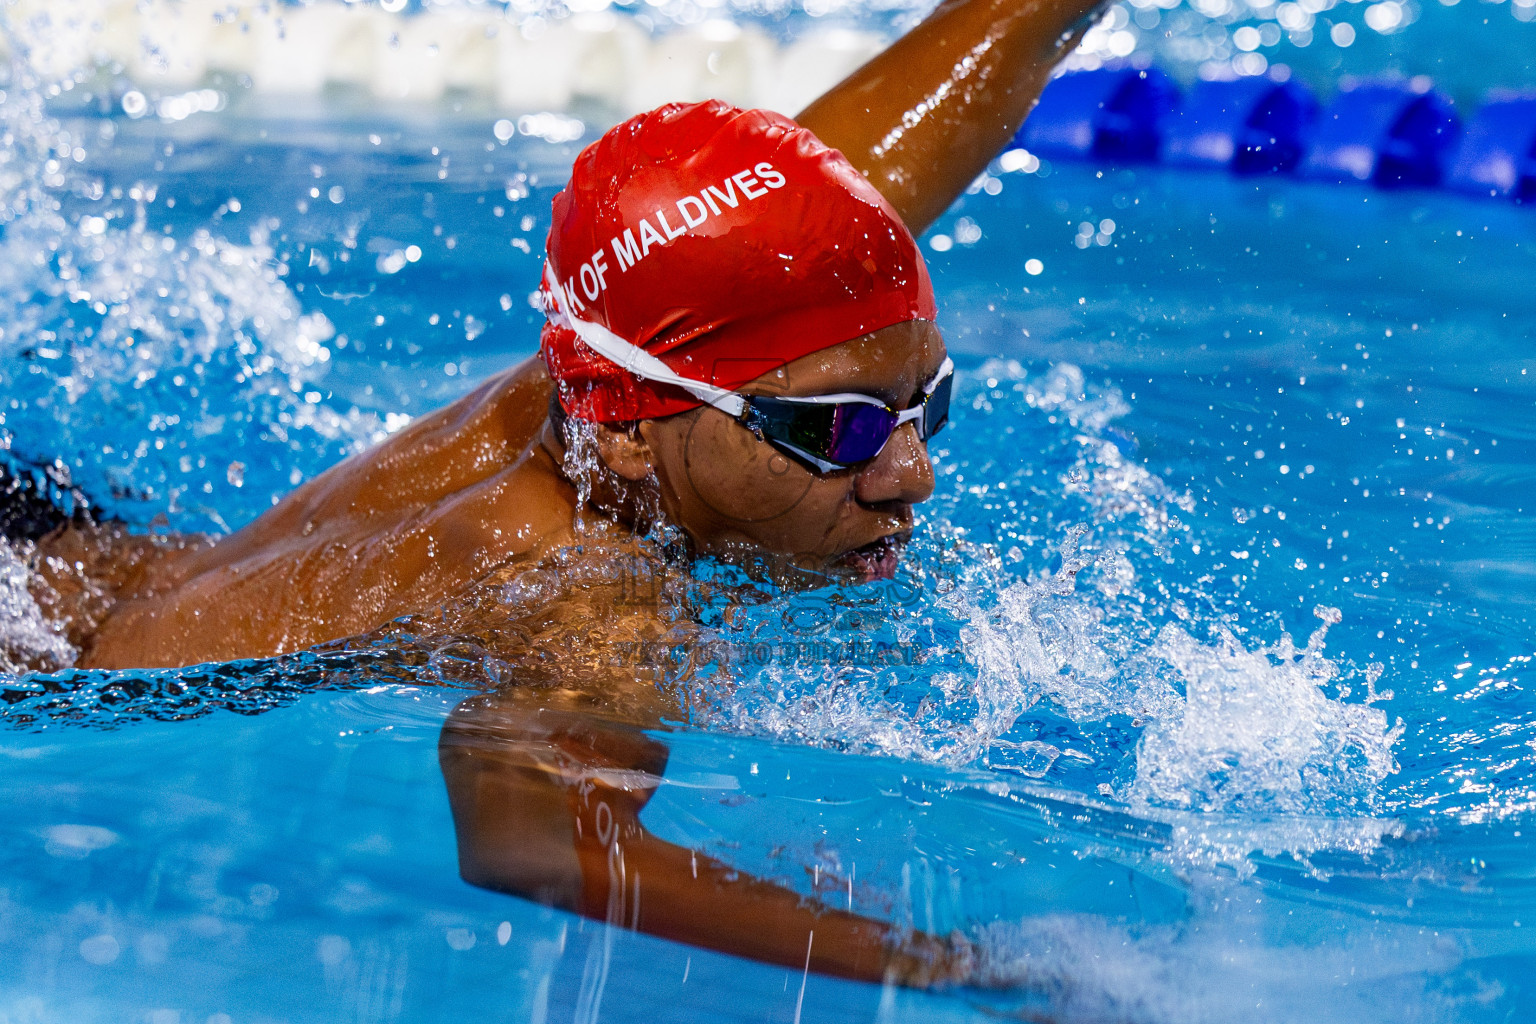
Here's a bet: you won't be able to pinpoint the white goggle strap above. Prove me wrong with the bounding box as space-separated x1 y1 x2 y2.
541 265 745 419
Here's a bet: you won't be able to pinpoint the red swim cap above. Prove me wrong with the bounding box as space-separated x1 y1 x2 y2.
539 100 937 424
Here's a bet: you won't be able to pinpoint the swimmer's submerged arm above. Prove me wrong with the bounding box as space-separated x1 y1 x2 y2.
797 0 1113 235
439 695 968 986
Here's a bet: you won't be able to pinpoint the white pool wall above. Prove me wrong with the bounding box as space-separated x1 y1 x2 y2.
2 0 890 115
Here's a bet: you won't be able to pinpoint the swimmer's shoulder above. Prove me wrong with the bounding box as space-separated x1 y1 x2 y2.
307 354 556 526
78 358 571 668
177 356 556 565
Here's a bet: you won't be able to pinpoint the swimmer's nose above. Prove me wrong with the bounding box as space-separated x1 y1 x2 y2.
855 422 934 507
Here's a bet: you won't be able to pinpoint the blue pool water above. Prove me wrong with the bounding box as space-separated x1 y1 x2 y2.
4 1 1536 1020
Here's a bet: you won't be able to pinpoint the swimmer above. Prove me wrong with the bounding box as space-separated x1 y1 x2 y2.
10 0 1111 987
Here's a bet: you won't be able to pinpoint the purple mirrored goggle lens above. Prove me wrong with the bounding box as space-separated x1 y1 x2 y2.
745 362 953 472
825 402 899 464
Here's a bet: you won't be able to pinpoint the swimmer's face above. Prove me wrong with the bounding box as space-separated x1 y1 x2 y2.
620 320 946 581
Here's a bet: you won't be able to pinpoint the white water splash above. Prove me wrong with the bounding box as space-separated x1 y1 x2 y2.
0 44 390 526
1129 610 1402 817
966 910 1465 1024
0 197 338 402
944 549 1401 822
954 526 1179 729
708 362 1403 860
0 543 75 673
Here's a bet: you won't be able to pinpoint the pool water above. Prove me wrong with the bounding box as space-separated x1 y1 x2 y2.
4 5 1536 1022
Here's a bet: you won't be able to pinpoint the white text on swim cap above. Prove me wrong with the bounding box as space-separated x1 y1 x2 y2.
552 162 786 314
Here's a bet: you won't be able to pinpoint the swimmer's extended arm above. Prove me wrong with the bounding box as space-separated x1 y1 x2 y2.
797 0 1112 235
439 694 969 986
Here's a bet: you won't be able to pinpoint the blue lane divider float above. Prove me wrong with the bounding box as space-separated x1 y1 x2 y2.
1299 82 1459 188
1013 66 1536 205
1163 78 1318 174
1446 94 1536 201
1019 66 1179 162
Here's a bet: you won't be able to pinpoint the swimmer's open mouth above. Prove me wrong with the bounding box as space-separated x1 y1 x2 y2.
836 534 907 582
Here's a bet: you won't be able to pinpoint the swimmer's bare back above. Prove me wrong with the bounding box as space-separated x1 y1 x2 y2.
55 360 573 667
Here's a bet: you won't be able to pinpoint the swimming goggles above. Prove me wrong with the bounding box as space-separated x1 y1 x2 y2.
735 358 953 473
543 268 953 474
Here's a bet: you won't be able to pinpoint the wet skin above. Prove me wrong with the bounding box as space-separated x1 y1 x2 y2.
24 0 1112 989
589 319 946 577
53 321 942 669
42 0 1110 670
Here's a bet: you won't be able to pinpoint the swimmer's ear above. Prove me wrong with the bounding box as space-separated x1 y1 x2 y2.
592 422 654 482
